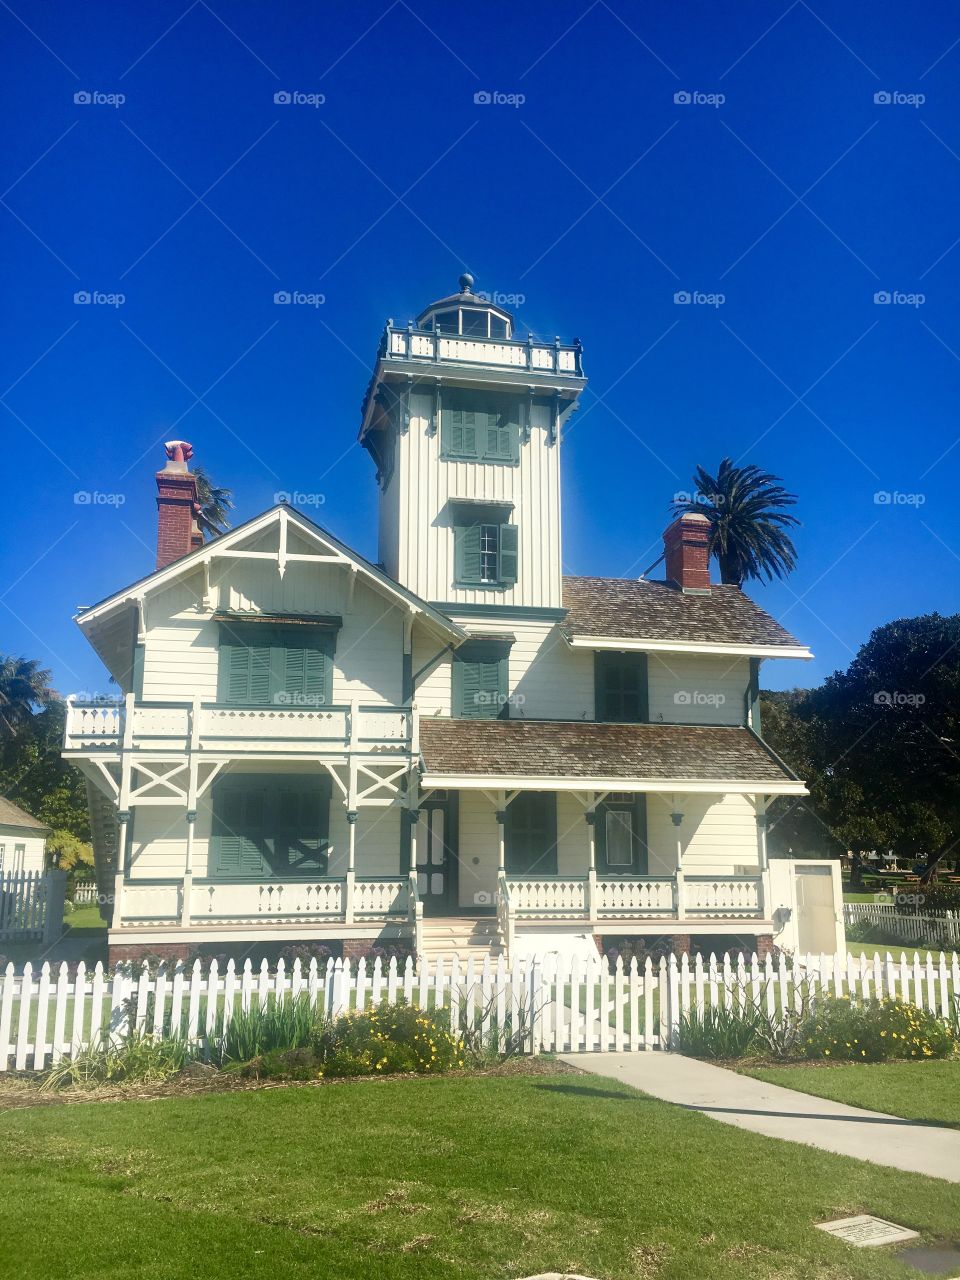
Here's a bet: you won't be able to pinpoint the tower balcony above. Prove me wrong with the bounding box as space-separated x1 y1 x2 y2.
379 322 584 379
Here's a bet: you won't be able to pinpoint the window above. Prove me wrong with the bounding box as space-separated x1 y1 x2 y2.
505 792 558 875
454 514 518 589
217 622 335 707
441 391 520 464
452 640 510 719
596 796 648 874
211 774 331 876
13 844 25 874
595 652 648 723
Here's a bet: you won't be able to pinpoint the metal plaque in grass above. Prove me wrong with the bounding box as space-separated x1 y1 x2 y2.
816 1215 919 1248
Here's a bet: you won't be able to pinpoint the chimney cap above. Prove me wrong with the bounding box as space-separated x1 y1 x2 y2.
164 440 194 464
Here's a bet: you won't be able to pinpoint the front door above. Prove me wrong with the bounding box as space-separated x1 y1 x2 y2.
416 798 456 915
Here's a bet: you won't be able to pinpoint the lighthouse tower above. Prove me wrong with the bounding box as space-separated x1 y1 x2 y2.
359 274 586 617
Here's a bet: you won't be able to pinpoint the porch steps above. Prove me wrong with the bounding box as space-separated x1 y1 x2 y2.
418 915 504 961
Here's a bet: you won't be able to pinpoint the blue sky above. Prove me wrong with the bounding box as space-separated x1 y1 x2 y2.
1 0 958 695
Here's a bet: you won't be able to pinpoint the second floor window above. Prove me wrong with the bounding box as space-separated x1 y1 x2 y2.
216 620 335 708
595 652 648 723
452 639 511 719
211 774 331 876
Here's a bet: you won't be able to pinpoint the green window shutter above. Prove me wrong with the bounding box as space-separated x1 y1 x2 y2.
212 786 266 875
281 645 330 706
455 521 482 584
595 653 648 723
442 406 478 458
462 411 477 457
457 660 503 719
499 524 518 585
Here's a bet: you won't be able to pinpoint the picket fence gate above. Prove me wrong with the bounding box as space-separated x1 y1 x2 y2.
1 948 959 1074
0 871 66 945
843 901 960 949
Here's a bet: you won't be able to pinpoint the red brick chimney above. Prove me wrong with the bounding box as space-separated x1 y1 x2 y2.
663 511 711 593
156 440 203 569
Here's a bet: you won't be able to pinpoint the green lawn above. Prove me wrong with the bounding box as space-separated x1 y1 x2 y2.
741 1060 960 1130
845 939 956 965
1 1071 959 1279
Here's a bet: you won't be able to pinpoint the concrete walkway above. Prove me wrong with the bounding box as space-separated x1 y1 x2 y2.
560 1052 960 1183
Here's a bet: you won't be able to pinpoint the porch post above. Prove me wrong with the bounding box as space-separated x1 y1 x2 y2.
181 809 196 928
409 808 419 873
114 809 130 927
585 800 597 924
495 809 507 874
345 810 358 925
671 808 686 921
755 796 769 919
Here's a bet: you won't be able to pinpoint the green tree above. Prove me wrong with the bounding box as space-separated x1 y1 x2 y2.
46 829 95 872
194 467 234 539
760 615 960 884
0 701 90 840
671 458 799 586
0 654 54 737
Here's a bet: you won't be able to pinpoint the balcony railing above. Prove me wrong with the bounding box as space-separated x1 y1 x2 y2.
381 324 584 377
64 697 412 757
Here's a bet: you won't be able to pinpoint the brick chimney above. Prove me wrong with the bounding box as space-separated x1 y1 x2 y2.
663 511 711 593
156 440 203 569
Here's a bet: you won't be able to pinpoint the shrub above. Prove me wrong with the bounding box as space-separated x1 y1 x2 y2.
233 1047 322 1081
214 994 316 1065
313 1000 463 1076
675 1003 768 1059
798 996 956 1062
909 883 960 918
276 942 334 970
42 1032 190 1090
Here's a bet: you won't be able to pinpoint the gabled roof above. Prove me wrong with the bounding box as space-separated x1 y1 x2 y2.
418 719 805 793
76 504 466 644
0 797 50 833
560 576 811 659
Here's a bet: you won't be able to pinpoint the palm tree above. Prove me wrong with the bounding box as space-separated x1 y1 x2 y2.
0 655 54 737
671 458 799 587
194 467 234 540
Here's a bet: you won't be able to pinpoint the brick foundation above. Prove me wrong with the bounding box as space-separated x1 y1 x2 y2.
668 933 691 955
755 933 775 960
109 941 194 966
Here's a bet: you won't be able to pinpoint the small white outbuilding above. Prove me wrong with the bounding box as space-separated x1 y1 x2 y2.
0 798 50 875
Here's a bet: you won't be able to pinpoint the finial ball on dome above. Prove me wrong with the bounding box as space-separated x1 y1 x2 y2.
458 272 474 293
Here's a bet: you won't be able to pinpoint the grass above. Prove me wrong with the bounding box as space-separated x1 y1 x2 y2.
1 1071 959 1278
741 1060 960 1130
843 938 955 965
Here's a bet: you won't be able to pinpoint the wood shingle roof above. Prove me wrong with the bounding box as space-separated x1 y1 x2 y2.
418 718 798 786
560 576 804 649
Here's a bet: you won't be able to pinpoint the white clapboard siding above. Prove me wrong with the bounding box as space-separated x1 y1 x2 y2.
1 949 959 1072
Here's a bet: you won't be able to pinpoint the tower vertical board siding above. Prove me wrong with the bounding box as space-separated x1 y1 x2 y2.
388 394 561 609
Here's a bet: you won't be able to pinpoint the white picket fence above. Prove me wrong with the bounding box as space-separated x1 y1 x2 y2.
2 948 959 1073
71 883 100 905
844 901 960 949
0 871 66 944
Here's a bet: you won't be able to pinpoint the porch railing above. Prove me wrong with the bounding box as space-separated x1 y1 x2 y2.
382 324 584 376
116 875 409 930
